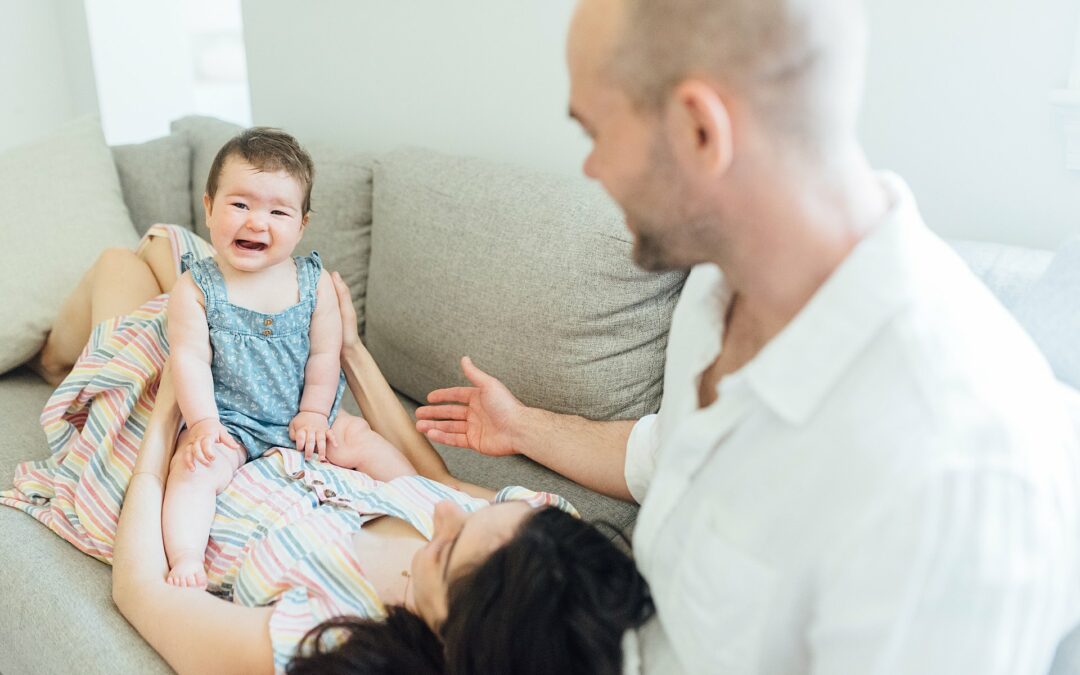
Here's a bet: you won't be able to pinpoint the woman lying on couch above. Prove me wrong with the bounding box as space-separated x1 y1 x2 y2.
27 226 652 674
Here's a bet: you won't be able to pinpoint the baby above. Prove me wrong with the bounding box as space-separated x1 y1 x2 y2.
162 127 391 588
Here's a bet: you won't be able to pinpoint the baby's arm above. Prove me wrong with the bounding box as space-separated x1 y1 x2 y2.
291 269 343 459
167 273 238 469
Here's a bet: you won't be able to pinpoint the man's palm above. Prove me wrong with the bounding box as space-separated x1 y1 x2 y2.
416 357 524 457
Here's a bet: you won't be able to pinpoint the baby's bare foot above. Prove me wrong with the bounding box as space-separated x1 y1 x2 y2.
166 555 208 589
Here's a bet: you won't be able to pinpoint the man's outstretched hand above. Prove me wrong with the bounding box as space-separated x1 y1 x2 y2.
415 356 526 457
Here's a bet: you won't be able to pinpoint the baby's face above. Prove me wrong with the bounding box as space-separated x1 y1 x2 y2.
204 156 307 274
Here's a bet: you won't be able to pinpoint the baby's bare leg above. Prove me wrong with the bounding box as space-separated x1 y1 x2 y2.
325 412 418 481
162 428 247 589
30 247 162 385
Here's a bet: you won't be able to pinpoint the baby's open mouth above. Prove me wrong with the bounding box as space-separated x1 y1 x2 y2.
235 240 267 251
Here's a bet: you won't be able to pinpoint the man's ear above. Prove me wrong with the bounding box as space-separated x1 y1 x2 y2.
669 79 734 177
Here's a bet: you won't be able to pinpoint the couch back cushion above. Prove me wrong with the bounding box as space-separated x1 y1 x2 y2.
111 134 193 235
364 148 687 420
949 239 1053 312
169 116 375 332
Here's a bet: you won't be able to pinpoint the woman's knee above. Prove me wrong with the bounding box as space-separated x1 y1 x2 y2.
138 236 178 292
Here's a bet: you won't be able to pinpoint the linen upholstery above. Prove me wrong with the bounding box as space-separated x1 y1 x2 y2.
365 147 687 421
111 134 194 234
1011 237 1080 389
169 116 375 334
0 116 139 375
949 239 1053 311
0 370 171 674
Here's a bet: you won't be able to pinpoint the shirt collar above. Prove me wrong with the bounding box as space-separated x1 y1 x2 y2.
735 172 927 425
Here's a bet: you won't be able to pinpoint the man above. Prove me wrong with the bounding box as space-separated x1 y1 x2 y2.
416 0 1080 672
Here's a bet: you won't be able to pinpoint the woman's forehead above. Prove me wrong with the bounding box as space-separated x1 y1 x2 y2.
452 502 532 568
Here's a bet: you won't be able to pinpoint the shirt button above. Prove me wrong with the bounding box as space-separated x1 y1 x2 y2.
263 329 272 336
264 318 273 326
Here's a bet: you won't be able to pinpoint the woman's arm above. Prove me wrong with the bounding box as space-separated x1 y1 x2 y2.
331 272 495 500
112 365 276 675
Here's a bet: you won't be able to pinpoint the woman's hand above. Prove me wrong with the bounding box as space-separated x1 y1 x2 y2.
331 271 361 353
181 417 240 471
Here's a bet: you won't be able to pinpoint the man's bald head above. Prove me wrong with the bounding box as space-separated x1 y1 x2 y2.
607 0 869 151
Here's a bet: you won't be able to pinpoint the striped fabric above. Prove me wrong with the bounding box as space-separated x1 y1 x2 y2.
214 447 576 671
0 225 212 561
0 224 578 672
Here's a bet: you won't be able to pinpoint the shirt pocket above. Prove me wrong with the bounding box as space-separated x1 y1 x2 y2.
667 514 777 675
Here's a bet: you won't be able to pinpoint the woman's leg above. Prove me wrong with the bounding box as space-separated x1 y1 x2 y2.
29 237 175 386
162 428 247 589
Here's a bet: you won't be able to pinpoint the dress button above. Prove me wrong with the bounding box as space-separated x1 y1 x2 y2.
263 329 272 336
264 318 273 326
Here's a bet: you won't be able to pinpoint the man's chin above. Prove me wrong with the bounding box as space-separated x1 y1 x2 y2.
631 235 684 273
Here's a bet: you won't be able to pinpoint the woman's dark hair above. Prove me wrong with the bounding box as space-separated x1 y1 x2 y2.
287 507 654 675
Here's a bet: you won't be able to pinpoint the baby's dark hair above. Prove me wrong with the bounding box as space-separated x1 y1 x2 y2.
205 127 314 215
286 507 653 675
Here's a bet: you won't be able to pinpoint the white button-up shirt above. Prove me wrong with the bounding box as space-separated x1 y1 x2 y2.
624 174 1080 675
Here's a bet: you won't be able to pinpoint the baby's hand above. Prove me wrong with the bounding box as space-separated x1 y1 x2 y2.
181 418 240 471
289 411 337 461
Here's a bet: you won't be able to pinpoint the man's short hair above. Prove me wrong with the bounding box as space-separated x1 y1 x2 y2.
206 127 315 215
610 0 865 145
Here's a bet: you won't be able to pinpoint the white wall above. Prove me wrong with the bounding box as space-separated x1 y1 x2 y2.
861 0 1080 249
0 0 98 152
242 0 1080 250
242 0 589 176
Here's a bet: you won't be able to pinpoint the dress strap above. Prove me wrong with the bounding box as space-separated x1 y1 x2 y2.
182 254 227 307
296 251 324 303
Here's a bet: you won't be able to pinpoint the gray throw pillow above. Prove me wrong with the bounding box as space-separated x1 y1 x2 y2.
364 147 687 420
1013 237 1080 389
111 135 194 235
0 116 139 374
169 116 374 335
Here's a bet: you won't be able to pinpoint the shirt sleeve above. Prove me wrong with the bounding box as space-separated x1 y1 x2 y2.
809 465 1079 675
624 414 660 504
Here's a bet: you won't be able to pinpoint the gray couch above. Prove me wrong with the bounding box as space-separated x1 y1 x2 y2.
0 116 1076 673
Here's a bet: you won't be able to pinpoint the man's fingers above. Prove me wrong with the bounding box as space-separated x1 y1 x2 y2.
423 420 467 434
415 403 469 420
461 356 493 386
424 429 470 449
425 388 474 405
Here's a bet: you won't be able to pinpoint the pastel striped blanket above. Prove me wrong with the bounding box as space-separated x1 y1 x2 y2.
0 225 213 563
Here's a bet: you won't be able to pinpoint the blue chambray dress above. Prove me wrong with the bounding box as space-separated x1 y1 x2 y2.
180 251 346 460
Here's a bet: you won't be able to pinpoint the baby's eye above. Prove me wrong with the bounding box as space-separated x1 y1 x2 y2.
231 202 248 210
271 210 287 216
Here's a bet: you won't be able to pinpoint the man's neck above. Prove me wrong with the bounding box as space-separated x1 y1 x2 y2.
715 146 890 350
